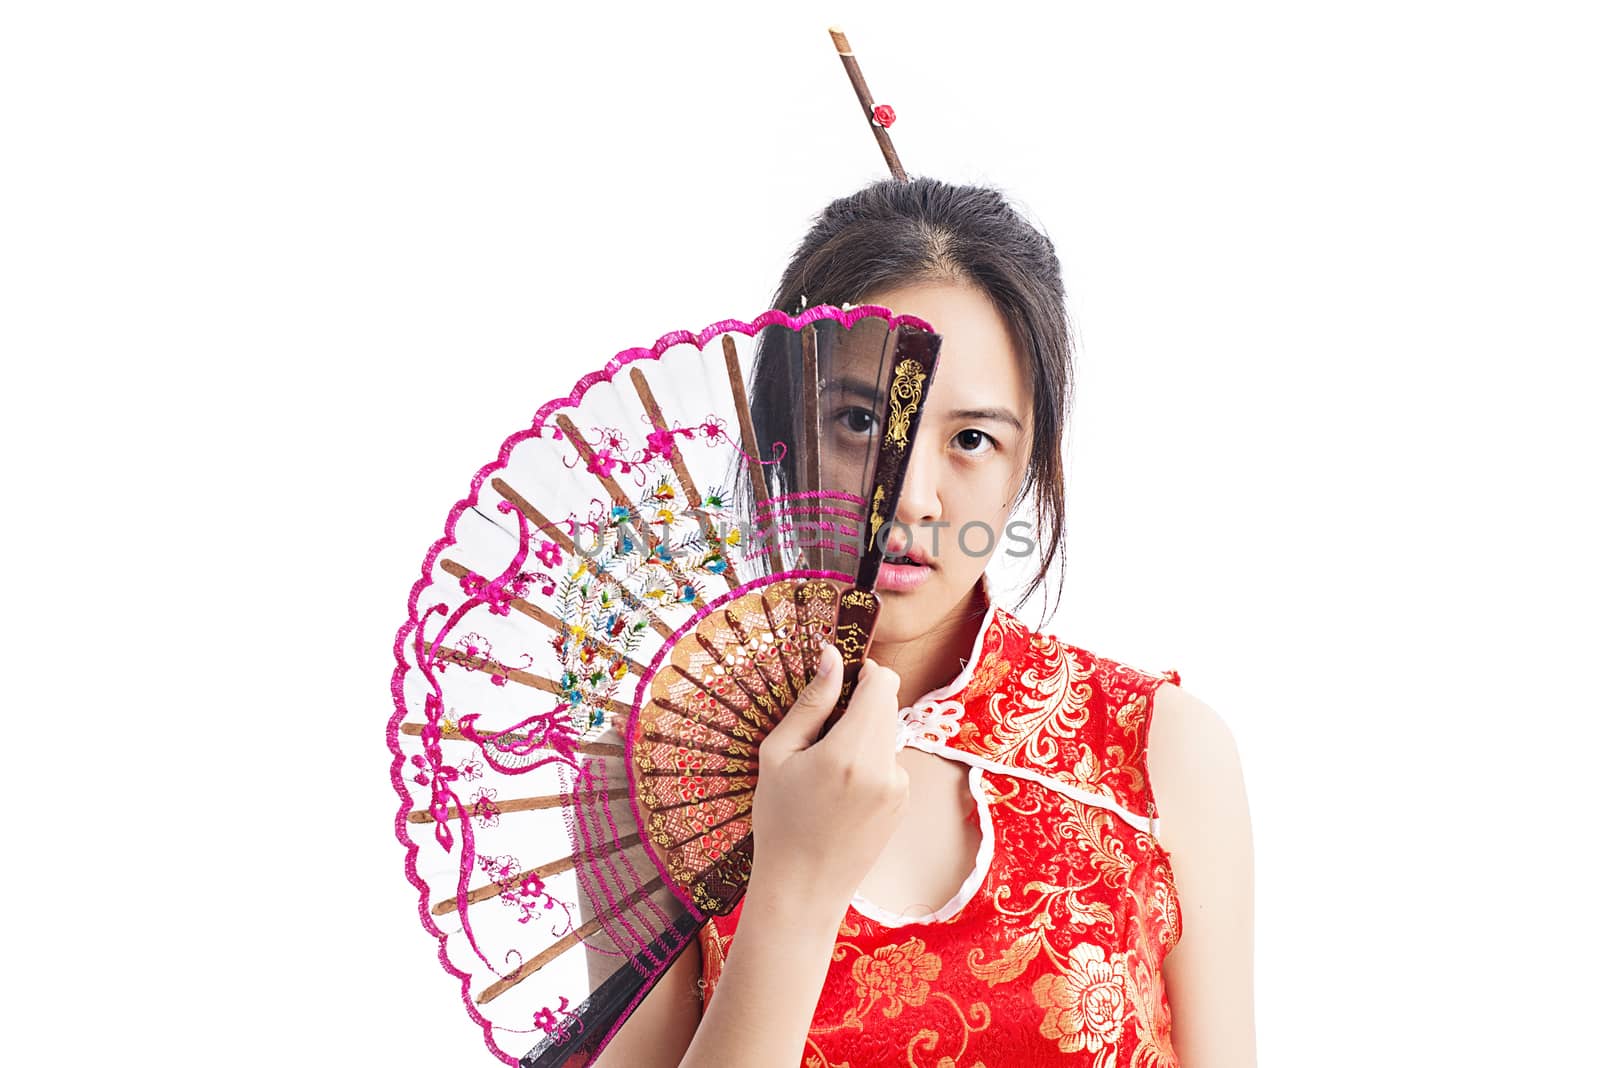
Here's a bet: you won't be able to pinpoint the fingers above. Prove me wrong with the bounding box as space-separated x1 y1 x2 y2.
822 657 902 756
761 643 844 758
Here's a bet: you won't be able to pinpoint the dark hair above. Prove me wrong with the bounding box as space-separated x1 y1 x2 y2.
753 177 1074 614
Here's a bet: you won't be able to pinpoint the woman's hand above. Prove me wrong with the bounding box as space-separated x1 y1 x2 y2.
747 645 909 918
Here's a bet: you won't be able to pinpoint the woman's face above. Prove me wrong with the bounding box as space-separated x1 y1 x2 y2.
846 279 1033 644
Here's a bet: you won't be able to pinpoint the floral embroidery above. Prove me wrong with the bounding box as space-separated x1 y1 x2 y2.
850 937 942 1019
698 609 1185 1066
1032 943 1129 1055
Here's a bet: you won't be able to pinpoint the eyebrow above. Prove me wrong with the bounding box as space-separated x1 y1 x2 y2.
824 375 884 402
947 407 1025 430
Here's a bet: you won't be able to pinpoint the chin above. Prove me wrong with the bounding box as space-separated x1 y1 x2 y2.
871 580 959 643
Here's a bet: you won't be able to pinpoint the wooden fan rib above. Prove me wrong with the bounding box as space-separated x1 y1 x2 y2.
667 663 774 736
650 693 759 750
477 875 668 1005
759 589 805 699
722 334 785 575
719 606 791 708
800 323 821 511
553 414 653 546
408 786 631 825
629 367 741 591
556 414 707 615
399 721 623 759
659 800 753 854
438 557 649 677
490 476 676 641
685 638 782 734
641 777 752 811
432 832 644 916
435 647 631 719
638 730 756 768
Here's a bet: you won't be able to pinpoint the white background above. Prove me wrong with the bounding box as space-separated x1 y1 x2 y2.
4 2 1596 1064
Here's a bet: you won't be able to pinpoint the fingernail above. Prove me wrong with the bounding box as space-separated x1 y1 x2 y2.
816 644 838 678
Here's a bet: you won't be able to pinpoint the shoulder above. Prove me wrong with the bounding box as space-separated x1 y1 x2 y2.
1145 682 1252 934
1147 682 1248 828
1148 682 1244 792
951 612 1181 824
1144 685 1257 1061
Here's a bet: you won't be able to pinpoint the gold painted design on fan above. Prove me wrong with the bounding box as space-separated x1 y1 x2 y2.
885 358 927 451
637 578 845 903
868 484 886 545
834 621 869 660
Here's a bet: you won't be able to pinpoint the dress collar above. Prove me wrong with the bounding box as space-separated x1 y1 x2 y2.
893 574 1000 750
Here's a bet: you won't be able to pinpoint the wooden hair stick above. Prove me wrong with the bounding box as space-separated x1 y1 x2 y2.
829 26 908 181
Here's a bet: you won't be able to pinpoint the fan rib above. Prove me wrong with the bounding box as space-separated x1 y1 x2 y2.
689 634 782 731
400 721 623 759
722 334 785 575
669 663 776 736
659 799 752 851
553 414 657 548
556 414 704 614
491 477 676 641
800 324 821 523
720 607 790 706
629 367 742 591
639 730 756 766
650 693 759 750
435 646 630 720
431 832 646 916
759 591 805 699
407 786 631 825
477 875 668 1005
438 557 648 677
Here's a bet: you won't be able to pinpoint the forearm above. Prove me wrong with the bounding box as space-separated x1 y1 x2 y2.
678 870 844 1067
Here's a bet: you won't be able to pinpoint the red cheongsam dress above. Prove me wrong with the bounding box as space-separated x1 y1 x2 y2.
698 601 1186 1067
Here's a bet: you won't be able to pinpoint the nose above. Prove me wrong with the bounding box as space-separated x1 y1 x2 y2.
886 432 941 554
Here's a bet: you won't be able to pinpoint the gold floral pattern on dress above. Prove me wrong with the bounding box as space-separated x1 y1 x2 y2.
1032 943 1130 1056
849 937 942 1020
1123 900 1181 1068
1149 869 1182 952
964 651 1012 701
700 608 1187 1066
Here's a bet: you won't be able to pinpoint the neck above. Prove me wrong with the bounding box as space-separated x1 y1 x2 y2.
868 583 990 709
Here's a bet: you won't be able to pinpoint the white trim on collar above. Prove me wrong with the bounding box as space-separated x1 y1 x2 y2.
893 574 1000 751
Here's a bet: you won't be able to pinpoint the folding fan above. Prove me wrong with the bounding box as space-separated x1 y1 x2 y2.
389 305 941 1066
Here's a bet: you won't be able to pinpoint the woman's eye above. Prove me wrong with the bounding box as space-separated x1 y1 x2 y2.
953 428 995 454
836 408 877 435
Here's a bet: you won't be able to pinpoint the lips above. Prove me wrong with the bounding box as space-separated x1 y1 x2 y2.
876 546 934 593
881 545 933 567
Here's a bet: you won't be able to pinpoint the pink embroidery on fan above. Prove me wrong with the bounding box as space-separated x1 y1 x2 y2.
478 854 569 927
536 540 563 569
644 426 684 460
532 996 572 1038
389 307 934 1062
458 705 583 774
587 448 619 478
470 787 501 828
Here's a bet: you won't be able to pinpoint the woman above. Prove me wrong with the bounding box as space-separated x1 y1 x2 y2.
599 178 1255 1066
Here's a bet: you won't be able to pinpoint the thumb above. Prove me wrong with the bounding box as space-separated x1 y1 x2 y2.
762 643 843 758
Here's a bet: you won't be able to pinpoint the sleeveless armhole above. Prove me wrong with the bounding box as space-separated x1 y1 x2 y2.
1144 667 1182 839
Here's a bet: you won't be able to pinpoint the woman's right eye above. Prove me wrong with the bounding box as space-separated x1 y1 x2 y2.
835 408 877 436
